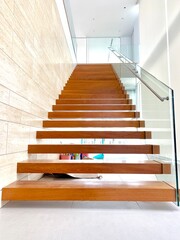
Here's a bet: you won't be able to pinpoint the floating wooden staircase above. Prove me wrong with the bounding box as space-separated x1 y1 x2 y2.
2 64 176 202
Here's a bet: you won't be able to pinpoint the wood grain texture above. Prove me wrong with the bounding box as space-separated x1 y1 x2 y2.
48 111 140 118
64 84 122 90
17 160 171 174
69 75 117 80
56 99 132 104
2 180 175 201
28 144 160 154
52 104 135 110
36 130 151 139
43 120 145 128
61 89 124 93
63 80 123 86
59 93 128 99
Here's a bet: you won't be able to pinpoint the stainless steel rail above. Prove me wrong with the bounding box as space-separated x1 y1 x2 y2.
109 47 169 102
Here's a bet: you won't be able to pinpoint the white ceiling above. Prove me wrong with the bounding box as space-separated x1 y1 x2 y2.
63 0 139 38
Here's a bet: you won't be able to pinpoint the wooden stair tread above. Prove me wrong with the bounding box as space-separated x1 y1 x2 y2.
65 81 121 85
59 94 128 99
56 99 132 104
69 76 117 80
2 180 176 201
17 160 171 174
28 144 160 154
36 130 151 139
43 120 145 128
64 86 122 90
53 104 135 110
48 111 140 118
62 90 124 93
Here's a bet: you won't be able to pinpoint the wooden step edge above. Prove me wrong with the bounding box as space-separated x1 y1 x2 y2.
53 104 133 106
68 75 118 77
63 81 123 84
52 105 136 111
62 88 125 91
17 160 171 174
68 77 118 80
48 111 140 119
154 160 172 174
2 180 176 201
64 86 125 89
61 89 125 92
28 144 160 154
59 94 129 99
63 87 124 90
36 131 151 139
42 120 145 128
67 79 121 81
56 99 133 104
152 145 160 154
62 86 124 89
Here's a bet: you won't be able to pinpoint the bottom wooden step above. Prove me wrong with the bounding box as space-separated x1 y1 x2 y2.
2 180 176 201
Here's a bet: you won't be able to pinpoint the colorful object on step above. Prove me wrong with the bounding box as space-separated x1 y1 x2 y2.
93 153 104 159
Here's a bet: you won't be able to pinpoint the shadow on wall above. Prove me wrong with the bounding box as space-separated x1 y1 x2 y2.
142 11 180 73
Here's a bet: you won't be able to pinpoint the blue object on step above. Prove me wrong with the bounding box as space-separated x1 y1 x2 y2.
93 153 104 159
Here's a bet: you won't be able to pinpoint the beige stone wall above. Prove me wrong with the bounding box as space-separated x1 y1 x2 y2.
0 0 74 193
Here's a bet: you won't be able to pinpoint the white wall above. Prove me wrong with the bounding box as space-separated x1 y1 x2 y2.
132 17 140 63
139 0 169 84
120 37 133 60
139 0 180 158
167 0 180 158
56 0 76 63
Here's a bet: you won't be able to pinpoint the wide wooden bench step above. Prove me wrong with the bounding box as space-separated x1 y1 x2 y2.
43 120 145 128
56 99 132 104
52 104 135 111
48 111 140 119
2 180 175 201
28 144 160 154
36 131 151 139
17 160 171 174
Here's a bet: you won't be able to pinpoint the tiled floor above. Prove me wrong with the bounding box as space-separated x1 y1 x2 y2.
0 200 180 240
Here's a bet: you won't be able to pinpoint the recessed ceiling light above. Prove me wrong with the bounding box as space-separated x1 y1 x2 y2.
124 6 126 9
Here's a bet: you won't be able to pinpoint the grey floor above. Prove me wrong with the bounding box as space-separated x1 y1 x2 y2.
0 200 180 240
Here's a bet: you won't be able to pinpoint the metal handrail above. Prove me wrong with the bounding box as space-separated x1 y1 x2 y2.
109 47 169 102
